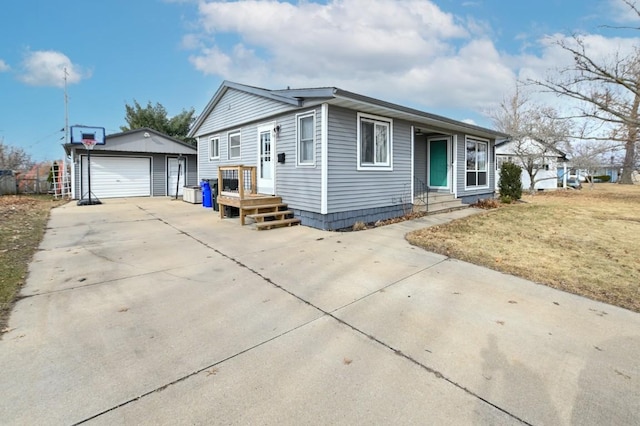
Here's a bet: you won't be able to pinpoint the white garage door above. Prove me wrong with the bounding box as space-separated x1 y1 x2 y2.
81 156 151 199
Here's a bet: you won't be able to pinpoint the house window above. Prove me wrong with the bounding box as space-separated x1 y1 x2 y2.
357 112 392 170
228 131 241 160
466 137 488 187
209 136 220 160
496 155 511 170
297 112 315 165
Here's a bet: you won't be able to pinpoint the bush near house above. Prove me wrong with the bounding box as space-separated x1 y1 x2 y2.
498 162 523 203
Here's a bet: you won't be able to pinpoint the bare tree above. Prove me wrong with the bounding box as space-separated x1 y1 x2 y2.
528 0 640 184
0 139 33 170
491 85 572 191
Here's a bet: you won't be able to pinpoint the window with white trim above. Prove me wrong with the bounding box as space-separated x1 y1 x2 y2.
228 131 241 160
466 137 488 187
496 155 511 170
357 113 392 170
209 136 220 160
297 112 315 165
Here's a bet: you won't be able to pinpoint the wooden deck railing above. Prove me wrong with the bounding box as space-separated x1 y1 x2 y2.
217 165 257 199
216 165 282 224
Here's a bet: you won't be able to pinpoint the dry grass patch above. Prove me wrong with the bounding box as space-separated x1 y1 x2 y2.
406 184 640 313
1 195 65 333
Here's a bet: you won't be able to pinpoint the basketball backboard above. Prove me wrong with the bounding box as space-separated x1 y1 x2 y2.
70 125 106 145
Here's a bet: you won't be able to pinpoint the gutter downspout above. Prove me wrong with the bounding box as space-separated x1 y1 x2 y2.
410 126 414 210
452 135 458 198
321 103 328 215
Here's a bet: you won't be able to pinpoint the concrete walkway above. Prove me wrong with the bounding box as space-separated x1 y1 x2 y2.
1 198 638 425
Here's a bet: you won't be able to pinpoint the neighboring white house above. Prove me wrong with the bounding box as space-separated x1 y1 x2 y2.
495 138 567 191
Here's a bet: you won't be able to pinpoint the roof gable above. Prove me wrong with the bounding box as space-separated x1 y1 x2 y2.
66 128 196 155
189 81 507 139
189 81 306 136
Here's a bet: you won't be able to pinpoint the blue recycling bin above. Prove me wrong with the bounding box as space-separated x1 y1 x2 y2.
201 180 212 208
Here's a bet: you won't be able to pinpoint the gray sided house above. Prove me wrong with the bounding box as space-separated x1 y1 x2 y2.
189 81 507 230
65 128 197 201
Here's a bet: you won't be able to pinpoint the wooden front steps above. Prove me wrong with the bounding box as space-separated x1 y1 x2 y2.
413 192 467 214
246 209 293 220
253 218 301 230
245 205 301 230
215 166 300 230
218 194 301 230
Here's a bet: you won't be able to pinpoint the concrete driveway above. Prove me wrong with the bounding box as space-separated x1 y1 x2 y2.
1 198 638 425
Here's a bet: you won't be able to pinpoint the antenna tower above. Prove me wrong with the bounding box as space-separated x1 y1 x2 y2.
61 68 70 198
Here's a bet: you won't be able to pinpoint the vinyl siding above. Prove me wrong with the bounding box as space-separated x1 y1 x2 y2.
152 156 165 196
198 137 214 180
198 124 261 181
185 155 197 187
195 88 295 137
273 107 322 212
196 89 302 183
198 106 323 212
326 106 412 213
413 135 427 191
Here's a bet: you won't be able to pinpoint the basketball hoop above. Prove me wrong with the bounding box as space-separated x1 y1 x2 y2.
82 139 97 150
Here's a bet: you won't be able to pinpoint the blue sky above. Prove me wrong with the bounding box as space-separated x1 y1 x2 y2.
1 0 638 162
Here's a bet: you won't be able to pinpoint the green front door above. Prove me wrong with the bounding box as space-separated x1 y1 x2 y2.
429 139 448 187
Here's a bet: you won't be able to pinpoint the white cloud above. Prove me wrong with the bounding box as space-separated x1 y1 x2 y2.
0 59 9 72
187 0 504 108
181 33 203 50
190 0 469 69
19 50 90 87
184 0 640 120
514 33 640 85
607 0 640 24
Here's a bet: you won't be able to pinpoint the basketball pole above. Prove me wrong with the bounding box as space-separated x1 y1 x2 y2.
77 137 101 206
72 126 105 206
87 147 92 205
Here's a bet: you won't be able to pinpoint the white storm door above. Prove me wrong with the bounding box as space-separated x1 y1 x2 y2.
168 157 186 197
257 125 275 195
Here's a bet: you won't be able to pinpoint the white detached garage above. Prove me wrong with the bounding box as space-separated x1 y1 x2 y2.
80 156 152 198
66 128 197 200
